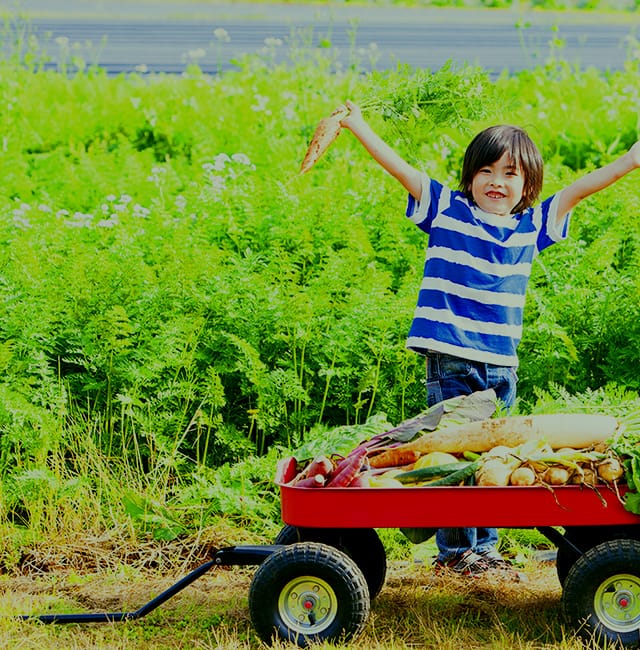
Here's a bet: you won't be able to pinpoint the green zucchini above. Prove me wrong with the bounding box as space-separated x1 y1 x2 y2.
396 461 472 485
427 459 482 486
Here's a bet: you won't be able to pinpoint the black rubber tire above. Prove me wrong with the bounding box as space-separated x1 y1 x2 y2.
557 526 640 587
249 542 370 647
563 538 640 648
274 525 387 599
557 527 603 587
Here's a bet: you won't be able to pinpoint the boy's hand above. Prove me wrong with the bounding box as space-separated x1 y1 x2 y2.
629 141 640 168
339 100 365 132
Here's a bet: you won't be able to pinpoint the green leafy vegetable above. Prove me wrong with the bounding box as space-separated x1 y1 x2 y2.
608 413 640 514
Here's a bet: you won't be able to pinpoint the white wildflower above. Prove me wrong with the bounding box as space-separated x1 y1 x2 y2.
212 153 231 171
186 48 206 61
214 28 230 43
231 153 252 166
211 176 226 193
133 204 150 219
251 94 269 113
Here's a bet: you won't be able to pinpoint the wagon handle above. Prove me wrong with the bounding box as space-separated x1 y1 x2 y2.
18 545 281 624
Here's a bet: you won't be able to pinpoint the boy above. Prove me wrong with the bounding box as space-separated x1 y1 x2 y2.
339 100 640 575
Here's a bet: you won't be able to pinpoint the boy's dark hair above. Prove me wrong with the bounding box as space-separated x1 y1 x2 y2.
459 125 544 214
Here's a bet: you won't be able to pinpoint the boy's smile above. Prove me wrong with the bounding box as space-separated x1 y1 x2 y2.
471 152 525 216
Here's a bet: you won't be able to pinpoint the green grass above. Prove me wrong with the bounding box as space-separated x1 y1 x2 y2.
0 553 589 649
1 8 640 531
9 0 640 19
0 12 639 648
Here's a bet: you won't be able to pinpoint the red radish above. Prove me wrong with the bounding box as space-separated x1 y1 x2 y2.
275 456 299 484
291 455 335 485
305 455 334 478
348 473 370 488
326 448 368 487
294 474 326 488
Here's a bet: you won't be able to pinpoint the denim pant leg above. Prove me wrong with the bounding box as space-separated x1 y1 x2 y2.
427 353 517 563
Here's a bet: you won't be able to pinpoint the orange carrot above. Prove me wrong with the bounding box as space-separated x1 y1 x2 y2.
368 448 421 469
299 106 348 174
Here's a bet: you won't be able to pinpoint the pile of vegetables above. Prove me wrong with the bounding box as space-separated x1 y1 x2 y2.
275 390 633 503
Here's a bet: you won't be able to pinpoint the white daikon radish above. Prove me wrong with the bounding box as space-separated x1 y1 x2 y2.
400 413 621 455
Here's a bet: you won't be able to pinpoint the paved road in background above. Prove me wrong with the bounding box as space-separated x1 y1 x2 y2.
4 1 639 75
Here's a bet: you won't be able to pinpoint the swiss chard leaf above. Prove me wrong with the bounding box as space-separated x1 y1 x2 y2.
624 490 640 516
368 388 498 447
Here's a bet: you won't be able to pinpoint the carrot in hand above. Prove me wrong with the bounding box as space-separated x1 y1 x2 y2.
299 106 348 174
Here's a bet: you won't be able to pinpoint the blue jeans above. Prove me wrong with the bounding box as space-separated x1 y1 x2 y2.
426 352 517 563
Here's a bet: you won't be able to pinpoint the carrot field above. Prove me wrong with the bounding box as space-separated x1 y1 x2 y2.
1 3 640 647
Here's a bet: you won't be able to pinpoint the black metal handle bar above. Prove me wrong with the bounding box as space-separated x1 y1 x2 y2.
18 544 280 624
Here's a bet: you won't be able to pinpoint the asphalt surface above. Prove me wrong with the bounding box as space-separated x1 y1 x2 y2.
3 1 639 75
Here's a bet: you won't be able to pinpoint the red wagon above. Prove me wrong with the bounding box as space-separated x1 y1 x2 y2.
246 480 640 648
21 476 640 649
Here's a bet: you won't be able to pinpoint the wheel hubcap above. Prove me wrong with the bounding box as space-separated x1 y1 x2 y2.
595 573 640 632
278 575 338 635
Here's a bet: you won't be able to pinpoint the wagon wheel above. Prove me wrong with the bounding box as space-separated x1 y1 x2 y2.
274 525 387 599
249 542 370 647
557 526 640 586
563 538 640 648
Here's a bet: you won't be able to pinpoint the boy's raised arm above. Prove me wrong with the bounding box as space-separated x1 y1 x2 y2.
556 140 640 223
340 101 424 201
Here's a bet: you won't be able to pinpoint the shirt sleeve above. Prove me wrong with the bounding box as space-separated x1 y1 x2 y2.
405 172 431 223
537 193 571 252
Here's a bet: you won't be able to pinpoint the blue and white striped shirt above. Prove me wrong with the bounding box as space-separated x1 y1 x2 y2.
405 173 570 367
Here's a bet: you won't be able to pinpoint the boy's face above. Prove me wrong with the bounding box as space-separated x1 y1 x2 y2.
470 151 525 216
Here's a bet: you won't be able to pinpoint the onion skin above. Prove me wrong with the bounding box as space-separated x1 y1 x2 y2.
542 466 571 485
509 466 536 486
476 459 513 486
597 458 624 482
570 466 598 486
